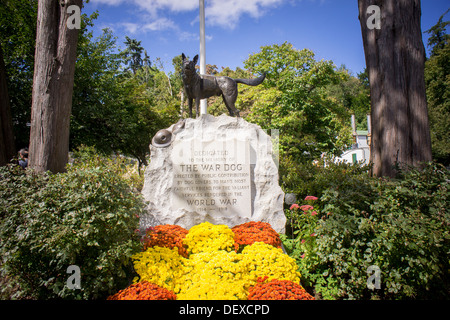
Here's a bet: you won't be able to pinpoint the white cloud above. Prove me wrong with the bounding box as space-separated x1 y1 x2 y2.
131 0 198 18
118 19 176 35
136 0 286 29
91 0 126 6
143 17 177 31
118 18 212 42
90 0 197 13
121 22 139 34
205 0 285 29
92 0 289 29
178 31 213 42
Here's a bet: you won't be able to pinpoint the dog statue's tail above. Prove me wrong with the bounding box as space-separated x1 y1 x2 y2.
235 72 266 86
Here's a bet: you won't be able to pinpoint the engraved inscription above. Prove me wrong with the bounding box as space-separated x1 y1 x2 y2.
171 139 251 217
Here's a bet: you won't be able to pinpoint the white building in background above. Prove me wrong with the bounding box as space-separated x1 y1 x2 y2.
335 130 370 165
334 115 371 165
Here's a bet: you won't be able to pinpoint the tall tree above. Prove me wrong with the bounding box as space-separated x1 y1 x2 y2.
0 42 16 165
425 9 449 56
243 42 351 162
358 0 432 177
124 36 144 74
71 28 178 168
424 10 450 165
325 67 371 131
29 0 83 173
0 0 38 151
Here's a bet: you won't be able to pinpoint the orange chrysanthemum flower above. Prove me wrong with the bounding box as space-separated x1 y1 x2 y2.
141 225 189 257
247 278 315 300
107 281 177 300
232 221 282 252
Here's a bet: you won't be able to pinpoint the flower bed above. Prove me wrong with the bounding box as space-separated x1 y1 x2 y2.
108 221 313 300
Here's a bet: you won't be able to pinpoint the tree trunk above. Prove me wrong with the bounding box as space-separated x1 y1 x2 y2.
180 89 185 119
358 0 432 177
29 0 82 173
0 42 16 166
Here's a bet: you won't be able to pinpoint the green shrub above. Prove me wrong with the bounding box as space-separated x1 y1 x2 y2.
281 155 372 204
0 157 145 299
281 196 322 297
283 162 450 300
70 145 145 192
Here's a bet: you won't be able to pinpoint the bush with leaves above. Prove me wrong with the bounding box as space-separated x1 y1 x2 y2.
69 145 144 191
282 196 321 297
0 154 145 299
283 162 449 300
281 156 373 206
243 42 352 164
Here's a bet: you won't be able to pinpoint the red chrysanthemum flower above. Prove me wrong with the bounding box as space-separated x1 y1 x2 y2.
232 221 282 252
141 224 189 257
107 281 177 300
248 279 315 300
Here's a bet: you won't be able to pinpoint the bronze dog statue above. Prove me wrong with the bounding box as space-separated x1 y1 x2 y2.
181 53 266 118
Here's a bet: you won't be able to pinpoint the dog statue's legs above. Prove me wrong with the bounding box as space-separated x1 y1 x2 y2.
188 99 193 118
222 93 240 118
195 99 200 118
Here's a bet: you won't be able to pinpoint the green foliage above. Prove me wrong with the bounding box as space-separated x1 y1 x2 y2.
208 67 257 117
243 42 353 166
123 36 145 74
2 5 179 165
282 197 321 296
325 67 371 130
70 145 144 192
0 151 146 299
425 9 449 56
71 27 179 166
283 162 450 300
0 0 38 149
280 156 372 199
424 10 450 166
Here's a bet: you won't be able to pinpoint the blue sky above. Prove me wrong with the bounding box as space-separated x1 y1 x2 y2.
83 0 449 76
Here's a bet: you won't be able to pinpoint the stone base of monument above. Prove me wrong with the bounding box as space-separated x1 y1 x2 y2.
140 114 286 234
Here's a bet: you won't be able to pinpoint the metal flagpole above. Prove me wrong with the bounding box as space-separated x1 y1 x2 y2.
199 0 207 115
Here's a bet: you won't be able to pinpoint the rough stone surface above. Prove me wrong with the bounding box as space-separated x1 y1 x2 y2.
140 114 286 233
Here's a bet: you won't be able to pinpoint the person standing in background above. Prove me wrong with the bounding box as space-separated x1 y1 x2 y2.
18 148 28 169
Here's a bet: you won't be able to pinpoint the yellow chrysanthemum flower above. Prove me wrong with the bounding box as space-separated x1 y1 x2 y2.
183 221 235 254
132 246 188 291
241 242 301 287
177 250 248 300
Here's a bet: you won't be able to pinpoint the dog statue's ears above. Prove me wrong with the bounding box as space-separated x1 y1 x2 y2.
181 53 199 65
